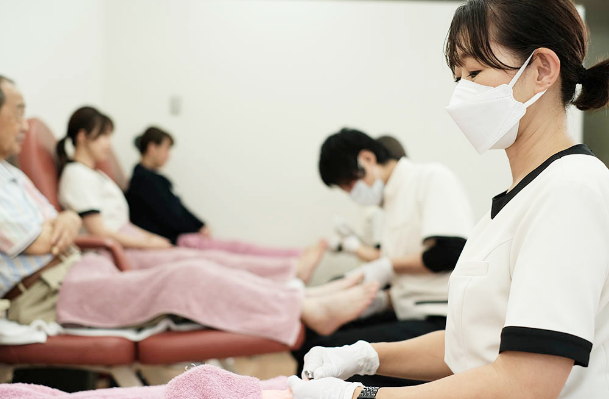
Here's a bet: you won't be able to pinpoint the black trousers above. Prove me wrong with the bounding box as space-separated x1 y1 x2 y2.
292 312 446 387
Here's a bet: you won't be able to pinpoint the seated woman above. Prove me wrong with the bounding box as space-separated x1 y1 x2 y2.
56 107 323 283
126 126 313 259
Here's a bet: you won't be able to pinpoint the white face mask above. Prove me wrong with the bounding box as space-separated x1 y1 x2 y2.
445 52 547 155
350 161 384 206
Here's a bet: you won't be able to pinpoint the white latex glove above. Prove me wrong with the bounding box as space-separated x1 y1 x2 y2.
347 257 393 287
342 235 362 253
302 341 380 381
288 376 362 399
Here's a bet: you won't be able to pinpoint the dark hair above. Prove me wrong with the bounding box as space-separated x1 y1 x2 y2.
445 0 609 111
56 106 105 174
377 135 407 159
319 128 393 187
134 126 174 155
0 75 15 111
100 113 114 135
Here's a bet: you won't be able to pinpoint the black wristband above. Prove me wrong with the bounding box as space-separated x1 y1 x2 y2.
357 386 380 399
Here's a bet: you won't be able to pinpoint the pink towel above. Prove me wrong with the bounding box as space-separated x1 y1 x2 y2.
165 365 289 399
0 366 290 398
55 253 303 345
122 248 297 282
117 224 297 281
0 383 164 398
177 234 303 258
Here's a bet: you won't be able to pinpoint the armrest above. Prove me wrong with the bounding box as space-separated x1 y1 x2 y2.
74 235 132 271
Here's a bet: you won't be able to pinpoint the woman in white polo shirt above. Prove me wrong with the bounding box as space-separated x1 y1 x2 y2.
289 1 609 398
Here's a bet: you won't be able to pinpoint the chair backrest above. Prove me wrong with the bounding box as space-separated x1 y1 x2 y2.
97 151 127 191
16 118 128 209
16 118 62 210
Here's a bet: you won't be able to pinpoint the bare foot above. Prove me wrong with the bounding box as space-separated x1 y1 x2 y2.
305 271 364 298
262 390 293 399
301 281 380 336
296 239 329 283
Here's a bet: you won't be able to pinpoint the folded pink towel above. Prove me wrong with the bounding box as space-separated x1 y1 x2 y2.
0 366 290 399
0 383 164 398
165 365 289 399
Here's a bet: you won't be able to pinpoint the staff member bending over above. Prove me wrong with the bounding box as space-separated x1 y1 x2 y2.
290 0 609 398
293 129 473 386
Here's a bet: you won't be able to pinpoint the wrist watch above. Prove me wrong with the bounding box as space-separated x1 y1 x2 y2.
357 386 380 399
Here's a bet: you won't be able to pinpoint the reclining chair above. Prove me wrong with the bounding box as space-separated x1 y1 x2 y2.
0 118 305 386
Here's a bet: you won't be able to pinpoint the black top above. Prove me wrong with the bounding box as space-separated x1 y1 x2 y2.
491 144 595 219
125 164 205 243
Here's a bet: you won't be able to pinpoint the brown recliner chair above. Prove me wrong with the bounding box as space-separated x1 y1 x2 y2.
2 117 305 384
0 118 139 386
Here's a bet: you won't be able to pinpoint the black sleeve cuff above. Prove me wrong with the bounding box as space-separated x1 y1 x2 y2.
500 326 592 367
78 210 101 217
422 236 467 273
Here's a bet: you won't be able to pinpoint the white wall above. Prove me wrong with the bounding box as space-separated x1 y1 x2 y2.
1 0 584 247
0 0 105 138
102 0 583 246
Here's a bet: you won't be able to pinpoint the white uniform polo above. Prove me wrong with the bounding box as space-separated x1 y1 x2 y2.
445 145 609 398
382 158 474 320
59 162 130 233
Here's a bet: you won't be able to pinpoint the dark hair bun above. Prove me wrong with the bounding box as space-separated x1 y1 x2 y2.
134 135 143 151
574 59 609 111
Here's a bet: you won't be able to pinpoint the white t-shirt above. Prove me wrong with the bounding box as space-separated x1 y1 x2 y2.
382 158 474 320
58 162 130 233
444 145 609 398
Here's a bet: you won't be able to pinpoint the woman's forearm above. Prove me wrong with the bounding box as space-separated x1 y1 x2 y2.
362 352 572 399
355 245 382 262
105 230 152 249
373 331 452 382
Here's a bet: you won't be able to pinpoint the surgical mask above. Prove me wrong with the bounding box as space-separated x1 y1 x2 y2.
350 162 384 206
445 52 547 154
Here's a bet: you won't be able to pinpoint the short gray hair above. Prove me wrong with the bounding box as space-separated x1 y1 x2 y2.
0 75 15 111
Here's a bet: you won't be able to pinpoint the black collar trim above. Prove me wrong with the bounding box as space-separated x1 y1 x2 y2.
491 144 595 219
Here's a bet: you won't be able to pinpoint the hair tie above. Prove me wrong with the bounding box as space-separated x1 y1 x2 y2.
577 65 587 84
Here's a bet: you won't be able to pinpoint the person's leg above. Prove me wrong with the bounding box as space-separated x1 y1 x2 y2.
125 244 324 283
190 250 298 282
292 315 447 387
177 234 303 258
56 253 379 344
123 247 205 270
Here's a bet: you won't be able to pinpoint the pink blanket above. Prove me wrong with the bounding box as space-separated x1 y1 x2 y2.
0 365 290 399
177 233 302 258
56 253 303 346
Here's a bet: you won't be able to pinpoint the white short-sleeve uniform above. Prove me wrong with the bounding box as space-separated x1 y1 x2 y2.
382 158 474 320
445 145 609 398
58 162 130 233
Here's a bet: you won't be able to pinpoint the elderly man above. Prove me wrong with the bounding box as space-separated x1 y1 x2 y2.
0 75 82 323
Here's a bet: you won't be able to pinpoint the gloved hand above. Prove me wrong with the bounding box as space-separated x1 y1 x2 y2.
347 257 393 287
288 376 362 399
342 235 362 253
301 341 380 381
